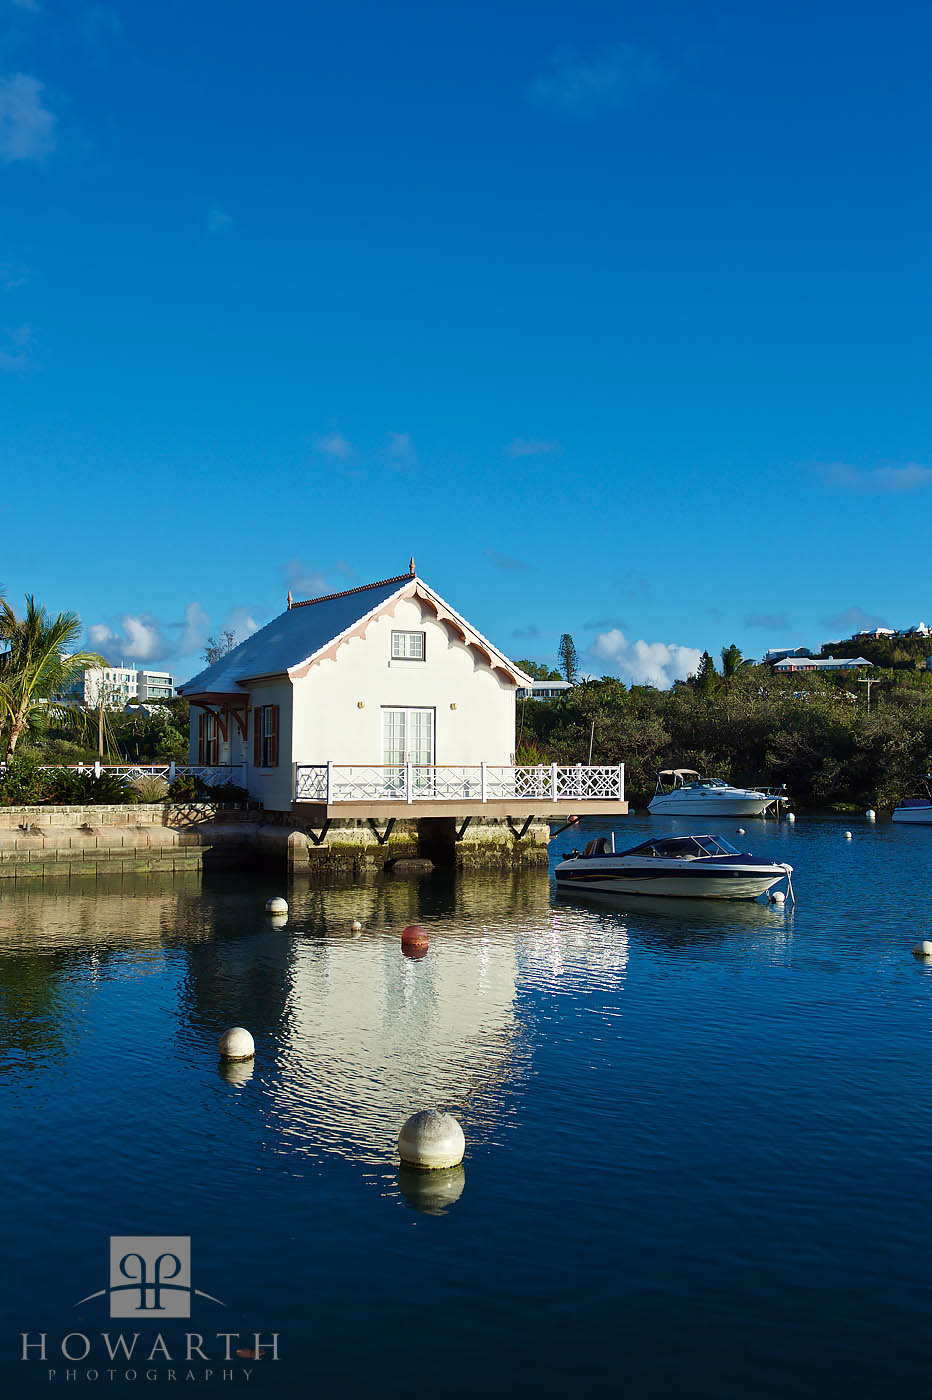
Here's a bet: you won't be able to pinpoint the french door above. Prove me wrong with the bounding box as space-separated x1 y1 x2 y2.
383 707 434 792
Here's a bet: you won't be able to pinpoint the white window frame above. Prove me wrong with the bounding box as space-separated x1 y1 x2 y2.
391 630 426 661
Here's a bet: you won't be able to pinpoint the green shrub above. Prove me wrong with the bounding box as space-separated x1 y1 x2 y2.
45 768 134 805
0 753 51 805
167 774 198 802
131 775 169 802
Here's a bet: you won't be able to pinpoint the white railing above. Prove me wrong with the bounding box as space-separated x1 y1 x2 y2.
31 762 247 788
294 762 625 804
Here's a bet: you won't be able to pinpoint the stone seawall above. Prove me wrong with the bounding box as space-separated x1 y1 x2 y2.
0 806 551 878
0 804 258 878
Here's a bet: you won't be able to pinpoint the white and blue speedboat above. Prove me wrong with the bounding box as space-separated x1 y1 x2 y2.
555 834 793 900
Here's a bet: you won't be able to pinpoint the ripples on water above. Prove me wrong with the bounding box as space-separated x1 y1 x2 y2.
2 815 932 1397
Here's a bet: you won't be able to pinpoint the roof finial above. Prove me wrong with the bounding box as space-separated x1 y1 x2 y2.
287 590 293 610
409 556 415 576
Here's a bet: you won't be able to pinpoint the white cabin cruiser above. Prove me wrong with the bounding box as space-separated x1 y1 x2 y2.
648 769 788 817
555 834 793 901
892 779 932 824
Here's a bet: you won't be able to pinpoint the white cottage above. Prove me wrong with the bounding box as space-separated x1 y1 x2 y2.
179 563 539 812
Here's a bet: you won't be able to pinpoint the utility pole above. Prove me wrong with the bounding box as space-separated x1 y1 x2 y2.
857 676 880 712
588 720 596 764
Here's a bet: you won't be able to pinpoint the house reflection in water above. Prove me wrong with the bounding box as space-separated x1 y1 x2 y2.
260 876 541 1170
0 867 631 1175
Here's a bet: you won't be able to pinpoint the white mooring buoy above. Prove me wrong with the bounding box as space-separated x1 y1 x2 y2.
218 1026 255 1061
351 919 362 933
787 812 796 822
845 831 853 840
770 890 786 904
866 809 876 822
265 896 288 915
737 828 746 836
397 1109 465 1170
913 941 932 960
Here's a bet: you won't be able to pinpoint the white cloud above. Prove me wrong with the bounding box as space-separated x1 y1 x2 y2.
0 73 56 162
178 601 210 656
591 628 701 689
88 602 216 667
531 43 665 115
507 438 560 457
87 623 115 648
312 430 351 460
284 559 327 598
226 606 260 643
820 462 932 492
207 205 234 235
89 615 167 662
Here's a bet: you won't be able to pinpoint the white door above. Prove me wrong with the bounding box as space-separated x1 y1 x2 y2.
383 708 434 790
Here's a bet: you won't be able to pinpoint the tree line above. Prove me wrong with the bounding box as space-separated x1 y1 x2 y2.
516 639 932 810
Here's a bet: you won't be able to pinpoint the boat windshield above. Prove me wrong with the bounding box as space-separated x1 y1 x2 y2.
621 835 741 859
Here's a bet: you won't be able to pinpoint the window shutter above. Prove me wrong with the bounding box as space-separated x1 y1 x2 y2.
270 706 279 767
254 707 262 767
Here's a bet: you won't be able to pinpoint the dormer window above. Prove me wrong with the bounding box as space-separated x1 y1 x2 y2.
392 630 425 660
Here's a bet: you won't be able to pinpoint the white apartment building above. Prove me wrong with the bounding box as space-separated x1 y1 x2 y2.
61 664 174 707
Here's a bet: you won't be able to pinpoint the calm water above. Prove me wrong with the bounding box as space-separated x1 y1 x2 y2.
2 814 932 1397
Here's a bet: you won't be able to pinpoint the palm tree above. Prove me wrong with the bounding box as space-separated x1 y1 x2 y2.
0 595 102 762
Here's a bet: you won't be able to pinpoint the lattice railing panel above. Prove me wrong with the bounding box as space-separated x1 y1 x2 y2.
332 766 407 801
293 763 624 803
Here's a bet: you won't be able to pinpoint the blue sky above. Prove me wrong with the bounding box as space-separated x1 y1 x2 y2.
1 0 930 686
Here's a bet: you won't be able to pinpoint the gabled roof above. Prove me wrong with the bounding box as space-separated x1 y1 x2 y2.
179 572 534 696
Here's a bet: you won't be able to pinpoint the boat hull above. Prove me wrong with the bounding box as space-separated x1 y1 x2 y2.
555 862 787 900
892 805 932 824
647 794 780 817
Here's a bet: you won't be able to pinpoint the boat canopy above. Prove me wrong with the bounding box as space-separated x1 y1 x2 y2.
622 835 742 859
657 768 700 779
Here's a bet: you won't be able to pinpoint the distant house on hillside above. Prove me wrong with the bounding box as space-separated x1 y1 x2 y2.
178 564 535 811
764 646 812 665
773 655 873 675
516 679 573 700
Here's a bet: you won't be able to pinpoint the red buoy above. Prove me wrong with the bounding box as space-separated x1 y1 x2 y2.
401 924 429 959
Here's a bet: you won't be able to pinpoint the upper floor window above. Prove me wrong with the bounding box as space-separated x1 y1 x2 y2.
254 704 279 768
392 630 425 660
